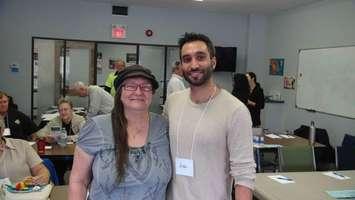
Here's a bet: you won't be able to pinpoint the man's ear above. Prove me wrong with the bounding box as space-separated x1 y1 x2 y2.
211 57 217 69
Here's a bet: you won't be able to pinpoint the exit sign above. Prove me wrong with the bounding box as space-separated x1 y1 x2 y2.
112 24 126 39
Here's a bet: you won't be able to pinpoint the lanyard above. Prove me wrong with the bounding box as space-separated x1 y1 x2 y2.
3 114 9 128
175 86 217 159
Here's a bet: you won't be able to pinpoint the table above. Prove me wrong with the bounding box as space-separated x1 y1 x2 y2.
34 143 76 185
254 170 355 200
33 143 75 157
265 135 323 147
254 135 324 172
41 143 75 157
50 185 68 200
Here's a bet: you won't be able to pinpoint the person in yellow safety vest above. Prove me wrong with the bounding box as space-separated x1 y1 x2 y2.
104 59 126 96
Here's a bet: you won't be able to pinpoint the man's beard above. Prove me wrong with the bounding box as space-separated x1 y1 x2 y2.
183 65 213 86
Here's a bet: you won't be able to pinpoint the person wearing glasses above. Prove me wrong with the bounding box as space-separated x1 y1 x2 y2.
69 65 171 200
164 33 255 200
35 98 85 143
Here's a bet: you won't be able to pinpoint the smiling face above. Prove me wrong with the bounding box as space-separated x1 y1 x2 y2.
120 77 153 112
180 40 216 87
58 102 73 123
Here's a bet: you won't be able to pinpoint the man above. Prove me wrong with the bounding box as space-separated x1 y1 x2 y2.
246 72 265 127
72 82 114 118
166 61 186 96
0 91 38 140
36 98 85 143
104 58 126 96
164 33 255 200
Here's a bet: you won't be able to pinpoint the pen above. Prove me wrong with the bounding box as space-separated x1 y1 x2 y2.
276 176 293 181
332 171 345 178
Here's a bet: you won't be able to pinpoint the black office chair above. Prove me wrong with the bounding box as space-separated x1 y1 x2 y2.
335 146 355 170
294 125 335 170
342 134 355 147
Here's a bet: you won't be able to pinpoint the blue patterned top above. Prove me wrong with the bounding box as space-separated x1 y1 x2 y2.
77 113 172 200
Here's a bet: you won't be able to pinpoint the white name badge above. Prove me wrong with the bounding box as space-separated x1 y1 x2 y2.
175 157 194 177
3 128 11 136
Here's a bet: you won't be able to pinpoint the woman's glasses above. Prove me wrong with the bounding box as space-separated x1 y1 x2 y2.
123 83 153 92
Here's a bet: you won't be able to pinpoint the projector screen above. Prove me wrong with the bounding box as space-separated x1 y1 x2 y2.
296 46 355 119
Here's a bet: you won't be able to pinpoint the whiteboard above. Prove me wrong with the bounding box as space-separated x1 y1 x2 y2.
296 46 355 119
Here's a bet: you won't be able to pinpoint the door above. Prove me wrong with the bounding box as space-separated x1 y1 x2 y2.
65 41 95 108
139 45 165 113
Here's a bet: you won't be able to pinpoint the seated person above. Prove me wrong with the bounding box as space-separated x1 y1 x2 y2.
0 91 38 140
36 98 85 143
0 119 50 185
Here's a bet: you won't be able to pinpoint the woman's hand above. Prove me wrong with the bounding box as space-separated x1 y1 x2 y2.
30 163 50 185
23 174 48 186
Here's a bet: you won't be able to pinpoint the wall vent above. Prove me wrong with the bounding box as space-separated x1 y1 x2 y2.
112 6 128 16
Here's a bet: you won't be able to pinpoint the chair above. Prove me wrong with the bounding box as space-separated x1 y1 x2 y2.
280 146 316 172
335 146 355 170
42 158 60 185
293 125 335 170
342 134 355 147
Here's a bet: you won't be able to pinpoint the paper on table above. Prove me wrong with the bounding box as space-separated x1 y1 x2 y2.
41 113 58 121
73 107 85 111
326 190 355 199
280 134 296 139
265 134 281 139
268 175 295 184
323 171 351 180
253 143 282 148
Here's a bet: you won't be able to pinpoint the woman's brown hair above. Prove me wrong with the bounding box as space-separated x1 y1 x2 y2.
111 87 129 183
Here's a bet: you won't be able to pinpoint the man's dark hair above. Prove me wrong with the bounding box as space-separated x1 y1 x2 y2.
178 32 216 59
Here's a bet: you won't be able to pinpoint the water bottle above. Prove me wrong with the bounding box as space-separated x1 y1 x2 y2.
58 128 68 147
260 135 264 144
309 121 316 146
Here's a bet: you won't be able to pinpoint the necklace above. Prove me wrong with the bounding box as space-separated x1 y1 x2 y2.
127 115 150 147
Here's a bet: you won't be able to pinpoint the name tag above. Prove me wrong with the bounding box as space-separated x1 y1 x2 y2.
175 157 194 177
3 128 11 136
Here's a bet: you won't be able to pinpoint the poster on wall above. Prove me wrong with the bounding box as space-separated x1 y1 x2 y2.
284 76 295 89
126 53 137 64
96 52 103 74
9 63 20 73
269 58 284 76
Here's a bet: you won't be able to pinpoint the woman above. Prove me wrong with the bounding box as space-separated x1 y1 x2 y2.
0 119 49 185
231 73 250 105
36 98 85 143
246 72 265 127
69 65 171 200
